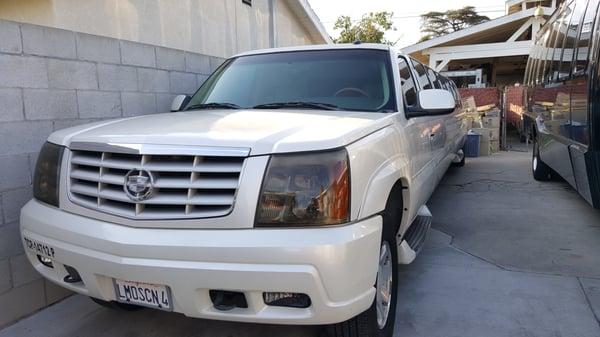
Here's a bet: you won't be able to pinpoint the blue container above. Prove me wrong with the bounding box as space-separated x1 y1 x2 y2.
464 133 481 157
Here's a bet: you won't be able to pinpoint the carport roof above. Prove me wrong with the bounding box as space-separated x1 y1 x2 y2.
401 7 554 55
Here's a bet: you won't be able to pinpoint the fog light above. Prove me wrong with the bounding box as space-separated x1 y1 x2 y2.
37 255 53 268
63 265 82 284
263 292 311 308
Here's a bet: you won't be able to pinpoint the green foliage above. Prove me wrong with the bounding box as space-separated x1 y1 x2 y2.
334 12 396 45
420 6 489 39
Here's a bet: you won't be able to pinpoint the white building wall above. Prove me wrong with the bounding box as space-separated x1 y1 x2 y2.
0 0 323 58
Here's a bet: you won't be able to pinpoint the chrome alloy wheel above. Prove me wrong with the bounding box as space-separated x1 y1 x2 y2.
376 241 393 329
533 140 538 171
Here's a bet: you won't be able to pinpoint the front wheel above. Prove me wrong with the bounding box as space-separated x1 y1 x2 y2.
532 135 553 181
327 208 399 337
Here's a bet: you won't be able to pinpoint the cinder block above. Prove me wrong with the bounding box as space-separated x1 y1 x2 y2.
0 154 32 192
138 68 170 93
28 152 39 182
120 41 156 67
0 55 48 89
0 222 24 258
0 88 24 122
45 280 72 305
0 279 46 328
156 93 176 113
156 47 185 71
0 259 10 294
121 92 157 117
21 24 76 59
97 64 138 91
170 72 197 95
185 52 211 74
24 89 78 120
78 91 121 118
48 59 98 90
0 121 53 156
76 33 120 64
10 254 41 288
53 118 105 131
209 56 225 72
197 74 209 87
0 21 22 54
2 187 33 224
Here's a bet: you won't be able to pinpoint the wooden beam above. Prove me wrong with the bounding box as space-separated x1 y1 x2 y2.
424 40 533 57
434 59 451 72
507 17 534 42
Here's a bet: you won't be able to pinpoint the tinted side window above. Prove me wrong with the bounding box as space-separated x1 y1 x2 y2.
574 0 600 74
561 0 586 78
398 58 418 107
525 53 534 85
548 4 574 81
542 14 562 82
411 60 433 89
427 68 441 89
535 28 552 84
536 25 552 84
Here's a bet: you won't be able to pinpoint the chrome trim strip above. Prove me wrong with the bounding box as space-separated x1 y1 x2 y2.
68 142 250 157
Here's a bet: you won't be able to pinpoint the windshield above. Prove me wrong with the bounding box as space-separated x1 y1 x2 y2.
186 49 397 113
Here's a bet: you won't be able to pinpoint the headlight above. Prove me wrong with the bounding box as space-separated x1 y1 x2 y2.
33 142 64 207
255 149 350 227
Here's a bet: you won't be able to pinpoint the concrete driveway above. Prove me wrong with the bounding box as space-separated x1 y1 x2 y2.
2 150 600 337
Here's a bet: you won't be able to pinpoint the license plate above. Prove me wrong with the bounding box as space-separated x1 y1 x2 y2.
113 279 172 311
23 236 55 259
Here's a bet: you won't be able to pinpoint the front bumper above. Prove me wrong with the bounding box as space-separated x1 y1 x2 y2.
20 200 382 325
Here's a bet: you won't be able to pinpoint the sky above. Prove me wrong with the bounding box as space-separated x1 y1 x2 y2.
308 0 508 48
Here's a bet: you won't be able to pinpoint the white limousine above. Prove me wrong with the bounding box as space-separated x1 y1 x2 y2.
20 44 466 337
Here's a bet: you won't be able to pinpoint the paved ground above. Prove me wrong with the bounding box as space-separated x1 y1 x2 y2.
2 148 600 337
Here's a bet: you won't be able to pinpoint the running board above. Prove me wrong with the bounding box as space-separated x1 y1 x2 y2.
397 205 432 265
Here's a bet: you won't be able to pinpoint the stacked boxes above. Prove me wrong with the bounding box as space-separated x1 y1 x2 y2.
461 96 501 156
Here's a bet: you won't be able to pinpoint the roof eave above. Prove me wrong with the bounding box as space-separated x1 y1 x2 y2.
284 0 333 44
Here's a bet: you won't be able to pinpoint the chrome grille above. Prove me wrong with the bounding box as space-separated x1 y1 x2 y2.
68 149 245 219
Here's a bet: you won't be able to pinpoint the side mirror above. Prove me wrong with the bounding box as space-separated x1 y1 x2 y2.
406 89 456 117
170 95 191 112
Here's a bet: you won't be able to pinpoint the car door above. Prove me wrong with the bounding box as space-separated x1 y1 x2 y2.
400 57 436 205
436 76 463 183
424 66 451 186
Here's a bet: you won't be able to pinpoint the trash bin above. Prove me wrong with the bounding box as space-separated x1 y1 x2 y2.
464 132 481 157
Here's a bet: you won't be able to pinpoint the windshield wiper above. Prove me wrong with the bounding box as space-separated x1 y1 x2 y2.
252 101 341 111
185 102 241 111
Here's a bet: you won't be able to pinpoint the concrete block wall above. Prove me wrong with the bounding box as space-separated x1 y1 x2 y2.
458 87 501 108
505 86 526 127
0 19 224 328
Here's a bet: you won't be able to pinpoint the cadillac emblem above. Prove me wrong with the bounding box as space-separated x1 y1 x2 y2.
124 169 154 201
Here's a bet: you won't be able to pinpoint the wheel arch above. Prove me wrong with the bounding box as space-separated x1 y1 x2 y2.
357 168 411 235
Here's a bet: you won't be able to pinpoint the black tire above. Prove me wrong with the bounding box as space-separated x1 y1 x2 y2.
90 297 143 311
532 135 553 181
327 192 400 337
451 152 465 167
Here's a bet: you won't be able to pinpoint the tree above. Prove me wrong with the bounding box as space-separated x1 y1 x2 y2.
334 12 396 45
420 6 489 41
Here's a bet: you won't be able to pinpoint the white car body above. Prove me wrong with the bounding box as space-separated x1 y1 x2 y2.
20 44 465 325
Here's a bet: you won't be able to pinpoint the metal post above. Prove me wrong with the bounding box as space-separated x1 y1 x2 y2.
502 88 508 150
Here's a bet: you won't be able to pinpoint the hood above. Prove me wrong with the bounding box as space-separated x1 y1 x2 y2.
48 109 394 155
